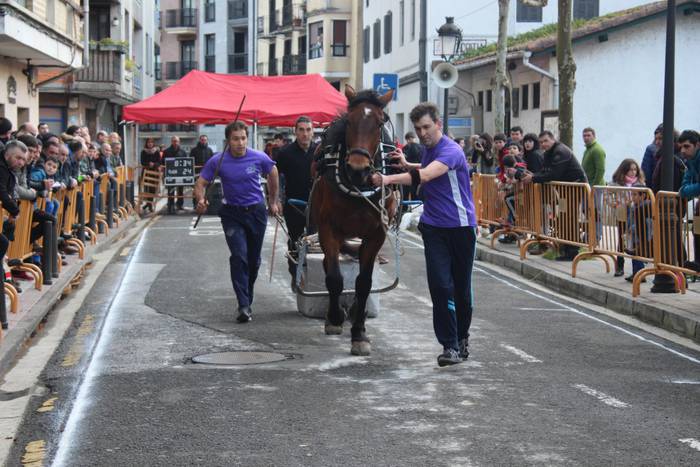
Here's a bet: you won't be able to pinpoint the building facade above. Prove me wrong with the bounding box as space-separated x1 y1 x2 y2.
453 1 700 180
0 0 84 130
362 0 654 141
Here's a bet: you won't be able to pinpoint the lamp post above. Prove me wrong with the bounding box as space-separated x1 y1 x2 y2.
435 17 462 135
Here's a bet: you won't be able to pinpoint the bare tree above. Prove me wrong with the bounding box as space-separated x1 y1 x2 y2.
557 0 576 148
494 0 510 134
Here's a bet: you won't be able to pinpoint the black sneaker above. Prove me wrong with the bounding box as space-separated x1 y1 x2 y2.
236 306 252 323
458 338 470 360
437 348 461 367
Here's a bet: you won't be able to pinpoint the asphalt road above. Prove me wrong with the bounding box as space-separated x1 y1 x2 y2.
8 210 700 466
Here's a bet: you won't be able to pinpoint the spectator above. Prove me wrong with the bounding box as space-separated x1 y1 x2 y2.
96 131 108 145
642 124 663 187
109 141 123 168
581 127 606 187
13 135 39 201
38 122 50 136
0 141 30 280
509 126 524 145
96 143 117 180
609 159 646 279
403 131 422 165
80 143 99 180
109 132 121 144
140 138 161 212
522 133 544 173
454 137 466 150
0 117 13 145
29 157 61 216
163 136 187 214
649 129 684 193
522 131 587 261
17 122 38 137
190 134 214 168
678 130 700 273
464 135 479 170
269 133 286 161
493 133 508 182
62 125 81 142
473 132 496 174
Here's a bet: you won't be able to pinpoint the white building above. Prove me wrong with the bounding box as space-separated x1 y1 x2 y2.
453 0 700 180
362 0 655 141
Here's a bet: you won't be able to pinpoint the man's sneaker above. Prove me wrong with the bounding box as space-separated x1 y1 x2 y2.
236 306 252 323
458 338 470 360
437 348 461 367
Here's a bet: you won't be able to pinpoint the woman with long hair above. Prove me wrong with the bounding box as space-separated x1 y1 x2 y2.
609 158 646 280
140 138 161 212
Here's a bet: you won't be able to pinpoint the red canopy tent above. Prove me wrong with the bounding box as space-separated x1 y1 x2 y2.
122 70 347 126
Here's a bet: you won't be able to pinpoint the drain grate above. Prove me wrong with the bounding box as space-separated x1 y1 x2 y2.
191 351 289 366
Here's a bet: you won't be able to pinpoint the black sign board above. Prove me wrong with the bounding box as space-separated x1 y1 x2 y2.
164 157 195 186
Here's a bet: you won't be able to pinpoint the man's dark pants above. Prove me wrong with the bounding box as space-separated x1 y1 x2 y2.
418 223 477 351
0 233 8 329
219 203 267 308
283 203 306 278
168 186 184 209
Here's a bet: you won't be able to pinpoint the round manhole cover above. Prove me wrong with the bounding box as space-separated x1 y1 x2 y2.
192 351 288 366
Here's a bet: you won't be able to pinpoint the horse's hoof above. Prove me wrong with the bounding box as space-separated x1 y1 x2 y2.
325 324 343 335
351 341 371 356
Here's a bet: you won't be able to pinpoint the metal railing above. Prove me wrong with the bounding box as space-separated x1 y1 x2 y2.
75 49 121 83
331 43 348 57
166 124 197 132
164 8 198 28
282 54 306 75
228 53 248 73
165 61 198 80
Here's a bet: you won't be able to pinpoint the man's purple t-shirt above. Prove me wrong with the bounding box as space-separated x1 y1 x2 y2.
420 135 477 228
200 148 275 206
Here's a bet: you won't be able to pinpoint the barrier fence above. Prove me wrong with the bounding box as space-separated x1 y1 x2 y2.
0 169 136 334
476 179 699 297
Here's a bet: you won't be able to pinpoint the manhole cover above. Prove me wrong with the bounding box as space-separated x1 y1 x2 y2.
192 351 288 366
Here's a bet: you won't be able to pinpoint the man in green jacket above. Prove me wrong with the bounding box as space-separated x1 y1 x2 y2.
581 127 606 186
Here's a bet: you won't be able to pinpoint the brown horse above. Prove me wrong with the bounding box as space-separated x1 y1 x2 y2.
310 85 396 356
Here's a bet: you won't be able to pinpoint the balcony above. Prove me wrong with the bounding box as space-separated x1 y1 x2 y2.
163 9 198 33
282 54 306 75
331 43 348 57
165 61 198 80
269 12 279 33
257 16 264 34
140 124 162 133
281 5 305 29
228 53 248 73
167 124 198 133
228 0 248 20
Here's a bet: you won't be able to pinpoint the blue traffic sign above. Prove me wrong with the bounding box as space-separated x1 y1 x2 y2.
373 73 398 101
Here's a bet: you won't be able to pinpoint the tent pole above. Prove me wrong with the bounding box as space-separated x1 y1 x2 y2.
253 121 258 150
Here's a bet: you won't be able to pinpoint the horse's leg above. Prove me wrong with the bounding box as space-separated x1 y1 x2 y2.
320 224 344 335
350 232 385 356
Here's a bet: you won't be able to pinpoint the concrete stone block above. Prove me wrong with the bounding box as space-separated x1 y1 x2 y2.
296 253 379 320
605 292 637 316
662 312 698 340
521 262 543 283
634 302 665 327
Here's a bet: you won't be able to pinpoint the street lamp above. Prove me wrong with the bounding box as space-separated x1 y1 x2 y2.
435 17 462 135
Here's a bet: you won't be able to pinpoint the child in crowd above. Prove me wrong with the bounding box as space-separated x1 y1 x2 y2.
29 157 62 216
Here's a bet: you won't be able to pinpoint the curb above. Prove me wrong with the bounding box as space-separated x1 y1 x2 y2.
474 241 700 344
0 215 152 377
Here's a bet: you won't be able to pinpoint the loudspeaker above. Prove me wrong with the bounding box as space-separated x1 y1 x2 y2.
432 62 458 89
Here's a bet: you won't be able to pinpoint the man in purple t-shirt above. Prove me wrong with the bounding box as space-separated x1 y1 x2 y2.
372 102 477 367
194 121 281 323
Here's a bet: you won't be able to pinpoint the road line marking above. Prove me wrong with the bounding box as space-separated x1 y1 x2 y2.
670 380 700 385
474 266 700 366
517 307 568 311
500 344 542 363
401 237 425 249
36 397 57 414
679 438 700 452
21 439 46 465
573 384 629 408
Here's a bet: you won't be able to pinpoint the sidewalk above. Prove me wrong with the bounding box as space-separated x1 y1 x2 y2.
0 212 150 376
475 235 700 343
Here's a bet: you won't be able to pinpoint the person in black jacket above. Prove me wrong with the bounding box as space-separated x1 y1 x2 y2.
140 138 161 212
163 136 188 214
522 131 587 261
189 135 214 169
522 133 544 173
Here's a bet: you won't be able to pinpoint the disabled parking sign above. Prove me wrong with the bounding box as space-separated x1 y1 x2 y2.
373 73 398 101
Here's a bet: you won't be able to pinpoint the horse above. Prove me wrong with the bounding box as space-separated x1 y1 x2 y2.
309 85 397 356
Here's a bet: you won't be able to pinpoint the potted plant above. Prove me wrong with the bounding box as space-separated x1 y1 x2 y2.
98 38 129 54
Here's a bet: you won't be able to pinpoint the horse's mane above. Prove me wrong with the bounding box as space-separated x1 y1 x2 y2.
321 90 387 150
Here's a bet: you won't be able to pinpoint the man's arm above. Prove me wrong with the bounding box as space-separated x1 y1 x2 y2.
193 176 210 214
376 160 449 186
266 166 281 216
593 147 606 185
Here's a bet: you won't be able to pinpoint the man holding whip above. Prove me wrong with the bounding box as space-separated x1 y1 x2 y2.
194 119 282 324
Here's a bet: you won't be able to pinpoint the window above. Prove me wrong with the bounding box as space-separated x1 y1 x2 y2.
205 0 215 22
309 21 323 59
533 82 540 109
574 0 599 20
89 6 110 40
477 91 484 108
205 34 215 72
516 0 543 23
373 19 380 59
410 0 415 41
146 33 152 74
521 84 529 110
332 20 347 56
511 88 520 118
383 12 392 54
486 89 492 112
363 26 370 63
399 1 404 46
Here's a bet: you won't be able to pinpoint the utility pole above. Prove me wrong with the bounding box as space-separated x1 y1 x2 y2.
494 0 510 134
557 0 576 148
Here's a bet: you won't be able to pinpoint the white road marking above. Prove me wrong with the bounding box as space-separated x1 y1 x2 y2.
670 380 700 385
500 344 542 363
573 384 629 408
517 307 568 311
679 438 700 452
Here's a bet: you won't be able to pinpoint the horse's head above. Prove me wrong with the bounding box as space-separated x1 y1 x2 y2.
343 84 393 187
